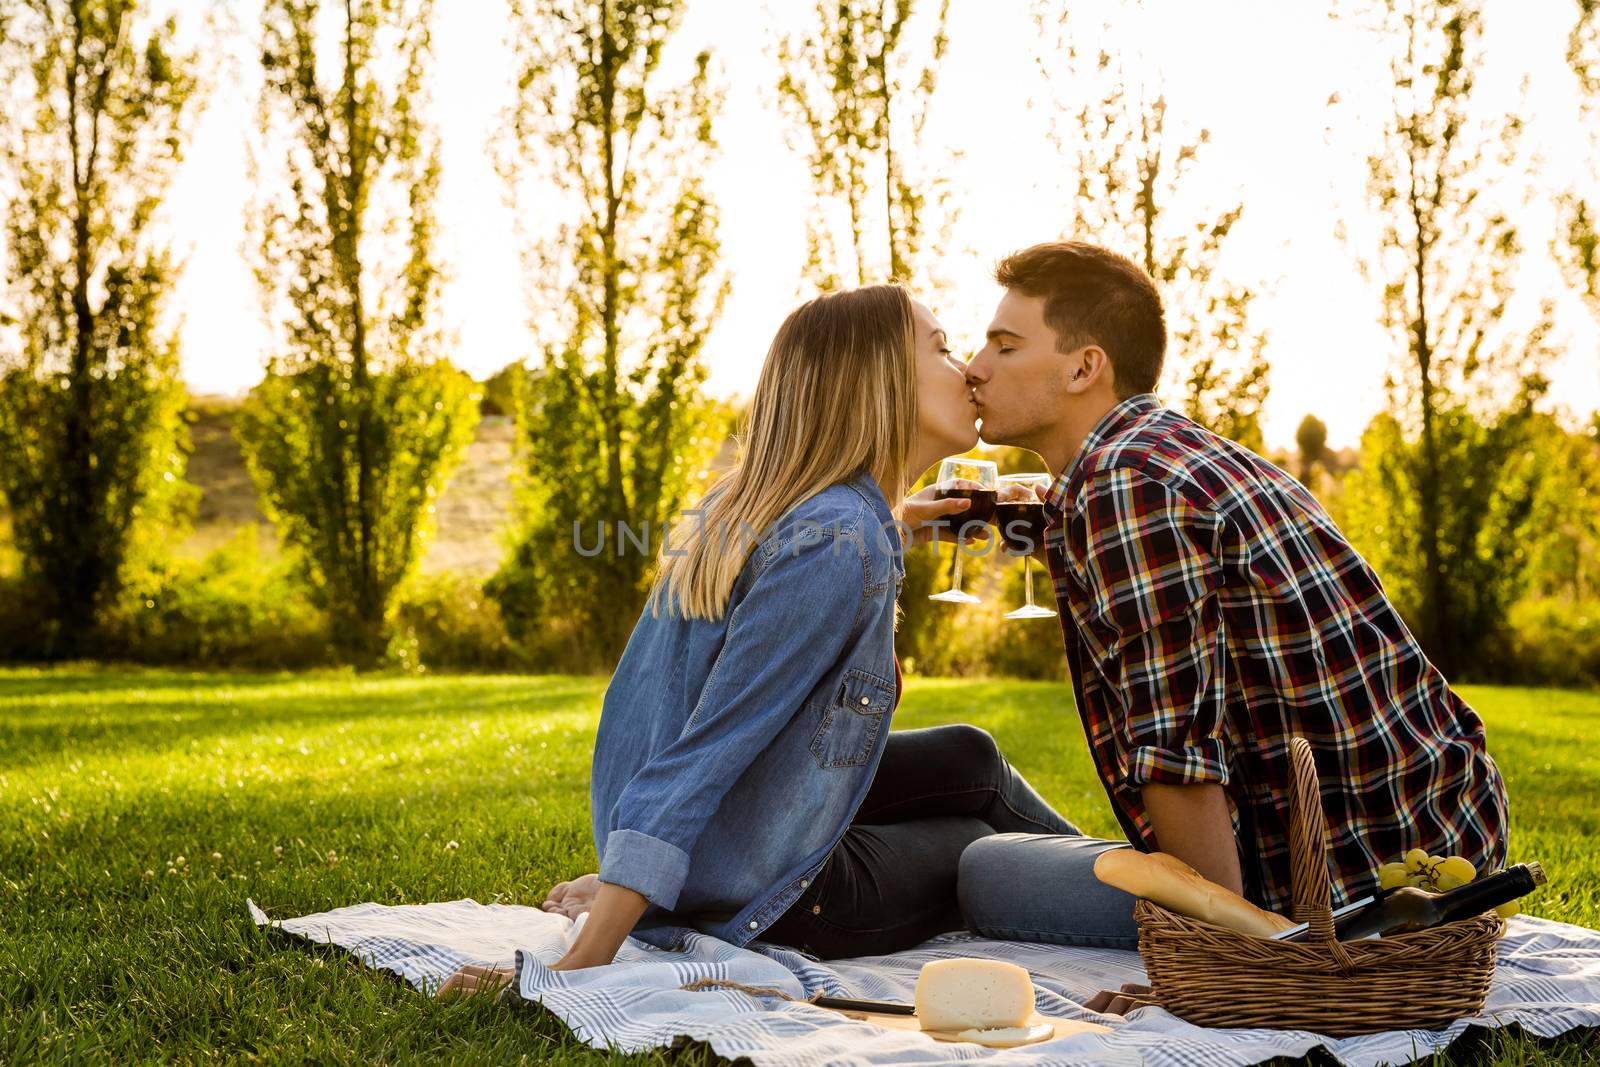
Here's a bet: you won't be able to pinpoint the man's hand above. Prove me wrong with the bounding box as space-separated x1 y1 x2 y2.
899 484 991 549
542 872 600 918
994 480 1038 505
1141 781 1245 897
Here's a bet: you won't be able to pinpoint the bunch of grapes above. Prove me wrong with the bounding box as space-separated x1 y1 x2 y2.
1376 849 1518 926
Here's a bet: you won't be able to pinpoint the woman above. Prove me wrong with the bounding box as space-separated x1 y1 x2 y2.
442 285 1079 994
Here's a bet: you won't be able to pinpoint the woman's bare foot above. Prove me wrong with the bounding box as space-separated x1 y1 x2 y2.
435 963 515 1000
542 872 600 918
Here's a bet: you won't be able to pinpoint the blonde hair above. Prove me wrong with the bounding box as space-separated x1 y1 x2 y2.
652 284 919 620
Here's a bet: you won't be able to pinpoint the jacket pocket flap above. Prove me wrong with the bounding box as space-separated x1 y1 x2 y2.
837 668 895 712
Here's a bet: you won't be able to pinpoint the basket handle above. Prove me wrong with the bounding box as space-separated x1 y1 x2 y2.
1286 737 1360 971
1287 737 1336 937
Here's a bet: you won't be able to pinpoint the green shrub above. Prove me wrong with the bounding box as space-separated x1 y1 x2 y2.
897 539 1066 681
971 558 1069 681
0 572 51 659
0 514 17 578
393 571 530 673
1501 597 1600 688
99 530 331 670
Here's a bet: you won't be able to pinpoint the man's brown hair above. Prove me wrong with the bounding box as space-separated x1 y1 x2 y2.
993 241 1166 397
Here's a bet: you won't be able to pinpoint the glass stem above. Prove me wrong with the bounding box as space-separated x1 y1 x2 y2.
951 543 966 593
1023 557 1035 607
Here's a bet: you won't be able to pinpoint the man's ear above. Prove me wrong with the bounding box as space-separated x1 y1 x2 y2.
1067 344 1112 394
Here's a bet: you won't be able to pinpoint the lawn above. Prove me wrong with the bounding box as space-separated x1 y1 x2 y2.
2 667 1597 1065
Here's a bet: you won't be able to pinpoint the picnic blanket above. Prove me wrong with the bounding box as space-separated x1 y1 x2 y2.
246 897 1600 1066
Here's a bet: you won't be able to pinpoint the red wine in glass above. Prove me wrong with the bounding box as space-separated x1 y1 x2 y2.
993 500 1047 553
929 460 999 605
997 472 1056 620
935 485 998 525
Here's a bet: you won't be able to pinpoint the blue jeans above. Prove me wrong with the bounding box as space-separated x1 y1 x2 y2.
762 724 1082 958
958 833 1142 950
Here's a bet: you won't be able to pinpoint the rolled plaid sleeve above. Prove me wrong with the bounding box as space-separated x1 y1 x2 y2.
1073 468 1230 788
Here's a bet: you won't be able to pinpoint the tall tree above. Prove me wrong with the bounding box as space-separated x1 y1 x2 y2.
490 0 729 669
1342 0 1550 676
237 0 478 667
1545 2 1600 614
774 0 952 291
1032 0 1269 450
0 1 199 652
1560 0 1598 319
774 2 978 672
1295 414 1328 487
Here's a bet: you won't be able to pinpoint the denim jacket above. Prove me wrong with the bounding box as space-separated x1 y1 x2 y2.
589 469 904 950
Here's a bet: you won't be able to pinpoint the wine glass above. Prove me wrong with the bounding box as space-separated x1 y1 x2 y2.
928 457 998 605
996 472 1056 620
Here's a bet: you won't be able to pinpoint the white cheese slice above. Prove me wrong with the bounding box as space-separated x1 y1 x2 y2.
956 1024 1056 1048
913 958 1036 1032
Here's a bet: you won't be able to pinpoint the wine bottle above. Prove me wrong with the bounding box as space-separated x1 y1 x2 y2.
1336 862 1547 941
1272 862 1547 943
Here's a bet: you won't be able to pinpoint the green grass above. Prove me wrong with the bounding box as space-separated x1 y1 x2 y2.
1 668 1596 1065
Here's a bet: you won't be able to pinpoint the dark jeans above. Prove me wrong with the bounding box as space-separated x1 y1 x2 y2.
760 724 1080 959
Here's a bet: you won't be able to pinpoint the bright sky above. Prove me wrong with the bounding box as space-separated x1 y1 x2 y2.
157 0 1598 450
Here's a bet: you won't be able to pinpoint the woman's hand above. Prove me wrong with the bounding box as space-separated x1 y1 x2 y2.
899 484 991 549
542 872 600 918
548 881 650 971
548 947 614 971
435 963 515 1000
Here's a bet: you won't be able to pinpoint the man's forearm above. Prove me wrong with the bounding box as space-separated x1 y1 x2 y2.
1141 781 1245 897
551 881 649 970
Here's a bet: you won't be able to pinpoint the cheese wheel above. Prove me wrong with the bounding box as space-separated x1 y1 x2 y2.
914 958 1036 1032
956 1024 1056 1048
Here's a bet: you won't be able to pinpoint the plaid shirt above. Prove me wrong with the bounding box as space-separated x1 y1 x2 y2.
1042 394 1510 913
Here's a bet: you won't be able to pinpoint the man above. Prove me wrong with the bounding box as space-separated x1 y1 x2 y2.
958 241 1509 940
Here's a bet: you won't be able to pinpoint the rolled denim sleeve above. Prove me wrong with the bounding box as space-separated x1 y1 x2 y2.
598 829 690 907
598 529 869 910
1074 469 1231 789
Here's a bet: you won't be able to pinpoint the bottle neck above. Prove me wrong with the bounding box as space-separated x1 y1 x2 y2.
1437 865 1537 923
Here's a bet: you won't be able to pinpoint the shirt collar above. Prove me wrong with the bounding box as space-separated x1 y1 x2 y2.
1042 393 1161 522
847 468 906 578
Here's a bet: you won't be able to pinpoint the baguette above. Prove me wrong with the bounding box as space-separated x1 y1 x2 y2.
1093 848 1296 938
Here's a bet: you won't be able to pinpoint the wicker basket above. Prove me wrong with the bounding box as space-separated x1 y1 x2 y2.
1129 737 1502 1036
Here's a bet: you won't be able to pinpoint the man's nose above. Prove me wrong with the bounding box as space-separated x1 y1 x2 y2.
965 353 989 384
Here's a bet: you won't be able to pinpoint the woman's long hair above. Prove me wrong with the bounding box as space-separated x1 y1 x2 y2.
651 284 918 620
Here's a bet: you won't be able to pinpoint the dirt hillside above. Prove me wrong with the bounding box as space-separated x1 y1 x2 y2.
181 400 518 575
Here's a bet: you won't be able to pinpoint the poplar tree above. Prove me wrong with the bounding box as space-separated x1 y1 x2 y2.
1032 0 1269 449
1560 0 1597 318
772 0 978 671
1342 0 1550 677
0 0 199 653
1531 1 1600 612
490 0 729 669
774 0 952 290
1295 414 1328 488
237 0 478 668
